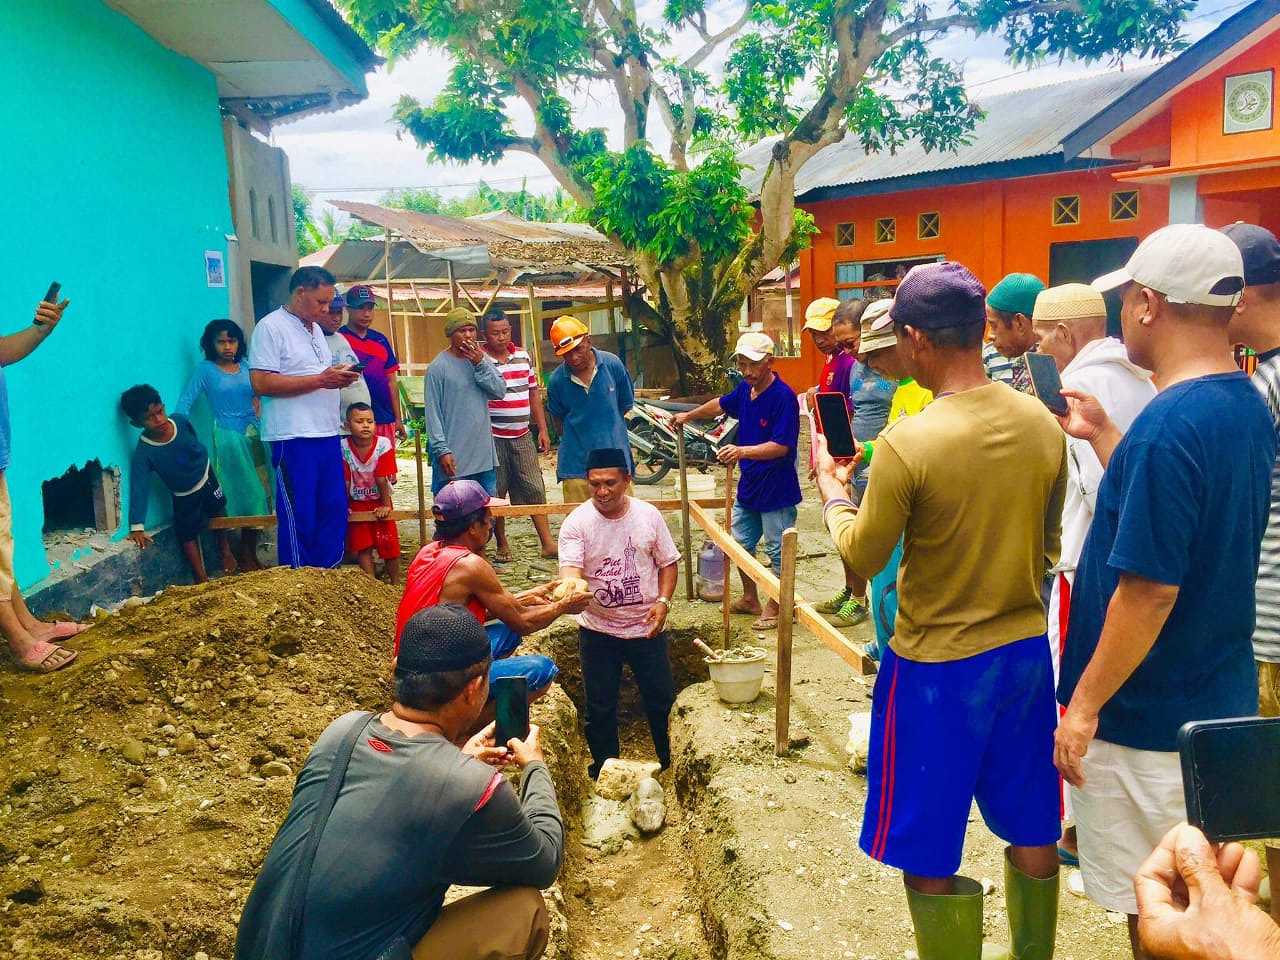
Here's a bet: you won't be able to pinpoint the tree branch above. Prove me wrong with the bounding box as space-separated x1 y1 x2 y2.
683 4 752 72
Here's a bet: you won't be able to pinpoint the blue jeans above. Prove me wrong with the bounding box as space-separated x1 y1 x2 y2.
731 503 798 574
486 622 558 693
430 461 497 496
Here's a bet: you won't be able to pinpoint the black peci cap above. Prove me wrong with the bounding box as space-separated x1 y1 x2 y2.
586 448 629 471
395 604 490 676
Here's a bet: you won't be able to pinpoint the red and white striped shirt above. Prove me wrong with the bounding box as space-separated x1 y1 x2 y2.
487 346 538 439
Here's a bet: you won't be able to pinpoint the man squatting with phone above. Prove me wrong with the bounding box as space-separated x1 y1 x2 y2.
674 331 802 630
1053 225 1275 958
393 479 590 732
236 604 564 960
558 448 681 780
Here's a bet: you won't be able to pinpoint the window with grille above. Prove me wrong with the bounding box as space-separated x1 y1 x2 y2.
1110 190 1139 222
1052 196 1081 226
835 255 943 300
917 212 940 240
834 222 855 246
874 217 896 243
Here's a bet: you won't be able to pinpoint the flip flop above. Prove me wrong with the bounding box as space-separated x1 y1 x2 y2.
16 642 78 673
751 615 778 630
493 551 512 564
44 621 89 640
1057 845 1080 868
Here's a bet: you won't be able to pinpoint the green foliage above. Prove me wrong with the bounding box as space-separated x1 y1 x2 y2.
292 184 316 254
382 182 582 222
392 62 516 163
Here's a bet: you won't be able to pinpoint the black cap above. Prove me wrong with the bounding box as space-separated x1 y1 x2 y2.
889 261 987 330
395 604 490 676
586 448 628 472
1222 222 1280 286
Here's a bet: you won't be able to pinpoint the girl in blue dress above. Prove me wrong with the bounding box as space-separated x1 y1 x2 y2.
176 319 270 569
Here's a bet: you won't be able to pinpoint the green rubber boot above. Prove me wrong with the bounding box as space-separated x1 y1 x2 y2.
905 877 986 960
1004 854 1059 960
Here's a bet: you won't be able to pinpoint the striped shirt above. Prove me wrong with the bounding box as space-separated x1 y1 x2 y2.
1251 348 1280 662
487 346 538 439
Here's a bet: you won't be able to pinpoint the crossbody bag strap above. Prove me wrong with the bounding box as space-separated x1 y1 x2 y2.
286 711 375 960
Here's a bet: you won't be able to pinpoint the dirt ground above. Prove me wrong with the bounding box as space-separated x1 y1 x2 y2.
0 444 1254 959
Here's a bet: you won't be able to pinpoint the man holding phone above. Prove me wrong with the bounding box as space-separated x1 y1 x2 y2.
237 604 563 960
674 332 801 630
249 266 360 568
1054 225 1274 957
815 262 1067 960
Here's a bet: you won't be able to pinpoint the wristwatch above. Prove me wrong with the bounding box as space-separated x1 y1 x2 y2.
655 596 671 608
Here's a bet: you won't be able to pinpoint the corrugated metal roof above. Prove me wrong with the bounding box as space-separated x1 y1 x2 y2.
739 68 1155 199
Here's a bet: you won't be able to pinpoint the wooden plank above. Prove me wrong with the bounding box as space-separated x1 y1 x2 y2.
676 429 693 601
721 463 735 649
447 261 458 308
526 284 543 382
414 432 427 546
542 299 622 320
775 527 798 756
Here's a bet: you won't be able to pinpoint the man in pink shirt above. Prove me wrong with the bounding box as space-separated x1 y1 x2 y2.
559 448 681 779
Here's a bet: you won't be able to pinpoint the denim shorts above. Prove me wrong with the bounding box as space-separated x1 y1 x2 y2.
730 503 798 574
485 622 558 693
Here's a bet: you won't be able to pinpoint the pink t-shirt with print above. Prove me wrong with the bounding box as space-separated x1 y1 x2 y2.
558 497 682 639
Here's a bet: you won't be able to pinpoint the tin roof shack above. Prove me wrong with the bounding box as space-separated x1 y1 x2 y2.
7 0 375 614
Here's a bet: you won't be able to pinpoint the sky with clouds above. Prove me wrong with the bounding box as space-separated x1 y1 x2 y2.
276 0 1252 221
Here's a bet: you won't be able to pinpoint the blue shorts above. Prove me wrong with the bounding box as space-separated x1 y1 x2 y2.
486 622 558 693
431 465 497 496
860 635 1061 878
730 503 798 574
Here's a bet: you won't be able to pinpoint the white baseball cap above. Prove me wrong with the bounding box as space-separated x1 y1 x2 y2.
1092 224 1245 307
733 331 775 362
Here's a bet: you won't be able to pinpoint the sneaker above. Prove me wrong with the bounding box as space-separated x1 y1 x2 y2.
815 586 852 614
833 597 869 627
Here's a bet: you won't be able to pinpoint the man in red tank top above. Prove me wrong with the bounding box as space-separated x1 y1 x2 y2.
396 480 589 704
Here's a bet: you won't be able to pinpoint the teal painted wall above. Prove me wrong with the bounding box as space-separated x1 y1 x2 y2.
0 0 233 588
267 0 371 91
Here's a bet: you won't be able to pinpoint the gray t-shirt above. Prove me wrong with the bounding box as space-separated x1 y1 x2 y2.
424 351 506 475
1251 349 1280 663
235 712 564 960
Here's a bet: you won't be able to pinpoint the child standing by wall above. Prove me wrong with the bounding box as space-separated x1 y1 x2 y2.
121 384 233 584
341 402 400 584
176 319 270 569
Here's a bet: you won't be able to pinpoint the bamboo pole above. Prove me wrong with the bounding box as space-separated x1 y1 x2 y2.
774 527 798 756
676 428 694 601
526 284 543 382
414 431 428 546
446 261 458 308
721 462 735 650
383 234 396 359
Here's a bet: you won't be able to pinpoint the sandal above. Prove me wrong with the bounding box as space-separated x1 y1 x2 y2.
16 641 78 673
730 599 761 616
1057 845 1080 868
44 621 89 640
493 550 512 564
751 615 778 630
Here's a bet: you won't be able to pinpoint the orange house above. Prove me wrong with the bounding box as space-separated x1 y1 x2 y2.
748 0 1280 389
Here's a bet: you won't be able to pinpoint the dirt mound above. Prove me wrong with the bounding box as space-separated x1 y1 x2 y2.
0 567 401 959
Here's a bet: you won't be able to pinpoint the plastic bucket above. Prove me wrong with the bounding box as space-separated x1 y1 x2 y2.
706 651 767 704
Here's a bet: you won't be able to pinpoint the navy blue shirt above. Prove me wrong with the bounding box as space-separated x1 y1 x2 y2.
719 375 801 513
546 349 634 481
1059 373 1274 751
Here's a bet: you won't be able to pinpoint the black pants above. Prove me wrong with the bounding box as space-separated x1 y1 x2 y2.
579 627 675 778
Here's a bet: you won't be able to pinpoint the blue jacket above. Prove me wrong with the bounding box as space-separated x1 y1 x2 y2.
546 349 634 480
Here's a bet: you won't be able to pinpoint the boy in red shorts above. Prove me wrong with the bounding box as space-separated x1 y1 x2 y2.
341 402 401 584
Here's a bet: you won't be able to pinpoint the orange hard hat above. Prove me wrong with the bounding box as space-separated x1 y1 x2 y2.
549 315 589 356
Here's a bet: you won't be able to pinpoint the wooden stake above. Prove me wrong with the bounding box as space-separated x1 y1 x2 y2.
676 428 694 601
414 431 428 546
775 526 798 756
721 462 735 650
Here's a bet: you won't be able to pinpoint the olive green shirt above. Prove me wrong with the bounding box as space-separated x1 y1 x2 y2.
825 382 1067 662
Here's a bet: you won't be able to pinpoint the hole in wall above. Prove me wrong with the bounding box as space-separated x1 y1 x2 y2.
41 461 120 572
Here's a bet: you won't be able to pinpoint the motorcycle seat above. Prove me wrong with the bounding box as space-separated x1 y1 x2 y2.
644 398 698 412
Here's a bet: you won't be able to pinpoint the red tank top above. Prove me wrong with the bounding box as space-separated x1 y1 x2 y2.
394 542 487 652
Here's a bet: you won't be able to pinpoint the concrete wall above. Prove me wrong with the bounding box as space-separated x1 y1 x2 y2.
0 0 234 592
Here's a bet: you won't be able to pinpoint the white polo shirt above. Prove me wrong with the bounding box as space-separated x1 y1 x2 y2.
249 307 341 442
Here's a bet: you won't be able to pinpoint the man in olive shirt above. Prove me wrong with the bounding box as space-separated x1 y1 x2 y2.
236 605 562 960
815 262 1067 960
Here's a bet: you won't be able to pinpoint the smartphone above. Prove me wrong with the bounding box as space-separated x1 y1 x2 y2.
492 676 530 747
350 361 367 372
1025 352 1069 417
1179 716 1280 843
815 391 857 459
34 282 60 326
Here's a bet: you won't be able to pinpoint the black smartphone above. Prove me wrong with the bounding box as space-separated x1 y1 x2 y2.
350 360 367 372
34 282 60 326
815 391 856 459
492 676 529 746
1179 716 1280 843
1025 352 1069 417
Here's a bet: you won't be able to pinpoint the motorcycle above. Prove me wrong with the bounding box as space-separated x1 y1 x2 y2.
627 397 738 485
